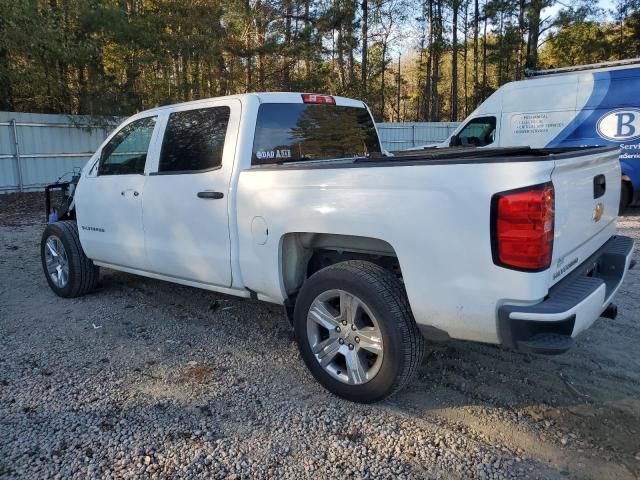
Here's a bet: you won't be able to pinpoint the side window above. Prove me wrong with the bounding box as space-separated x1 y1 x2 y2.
452 116 497 147
99 117 156 175
158 106 230 173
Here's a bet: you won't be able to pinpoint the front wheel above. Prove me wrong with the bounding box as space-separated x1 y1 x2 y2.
294 260 425 403
41 221 99 298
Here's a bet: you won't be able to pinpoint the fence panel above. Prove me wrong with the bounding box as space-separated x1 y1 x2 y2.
0 112 119 193
377 122 460 151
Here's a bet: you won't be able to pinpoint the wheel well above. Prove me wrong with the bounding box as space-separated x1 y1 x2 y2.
280 233 401 297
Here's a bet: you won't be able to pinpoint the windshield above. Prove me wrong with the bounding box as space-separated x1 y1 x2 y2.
252 103 381 164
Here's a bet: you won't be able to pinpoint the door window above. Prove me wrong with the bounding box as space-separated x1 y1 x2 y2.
451 116 496 147
158 107 231 173
98 117 156 175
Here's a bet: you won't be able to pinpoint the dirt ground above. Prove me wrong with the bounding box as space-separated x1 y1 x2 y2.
1 192 639 479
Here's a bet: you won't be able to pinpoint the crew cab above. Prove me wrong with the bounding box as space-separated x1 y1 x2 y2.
41 92 635 403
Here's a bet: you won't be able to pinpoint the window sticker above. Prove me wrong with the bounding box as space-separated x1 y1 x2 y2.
255 149 292 160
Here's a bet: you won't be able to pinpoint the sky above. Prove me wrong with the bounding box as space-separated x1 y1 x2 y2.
545 0 617 19
392 0 623 57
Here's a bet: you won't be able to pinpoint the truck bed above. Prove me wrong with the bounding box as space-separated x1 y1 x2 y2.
250 146 619 170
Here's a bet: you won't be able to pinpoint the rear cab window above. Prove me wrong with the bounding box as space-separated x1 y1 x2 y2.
252 103 381 165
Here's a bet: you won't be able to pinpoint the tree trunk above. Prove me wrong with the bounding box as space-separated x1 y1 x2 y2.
482 12 487 95
194 58 201 99
430 0 442 121
380 40 387 120
347 0 356 89
181 54 189 101
0 48 13 110
304 0 311 76
396 55 401 122
284 0 292 90
450 0 459 121
335 0 346 90
246 37 253 92
423 0 433 121
463 0 469 116
516 0 525 79
245 0 253 92
416 33 425 121
361 0 368 97
473 0 479 100
525 0 543 71
497 12 503 84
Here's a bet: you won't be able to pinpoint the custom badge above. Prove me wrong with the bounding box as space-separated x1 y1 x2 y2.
256 149 292 160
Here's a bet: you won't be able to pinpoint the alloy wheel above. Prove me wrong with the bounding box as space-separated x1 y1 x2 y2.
44 235 69 288
306 289 384 385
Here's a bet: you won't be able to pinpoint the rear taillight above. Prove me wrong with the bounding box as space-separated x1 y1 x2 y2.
491 183 554 271
301 93 336 105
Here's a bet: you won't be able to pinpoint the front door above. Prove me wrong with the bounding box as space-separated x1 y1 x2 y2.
76 115 159 270
142 100 240 286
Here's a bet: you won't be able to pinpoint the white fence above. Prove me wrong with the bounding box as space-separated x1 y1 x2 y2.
0 111 460 194
0 112 119 193
377 122 459 151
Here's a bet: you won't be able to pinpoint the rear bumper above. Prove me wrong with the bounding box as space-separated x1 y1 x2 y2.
498 235 635 355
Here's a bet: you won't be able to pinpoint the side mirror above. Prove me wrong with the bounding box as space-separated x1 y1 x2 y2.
449 134 459 147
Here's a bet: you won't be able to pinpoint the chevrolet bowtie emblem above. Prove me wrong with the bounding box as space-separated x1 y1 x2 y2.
593 202 605 222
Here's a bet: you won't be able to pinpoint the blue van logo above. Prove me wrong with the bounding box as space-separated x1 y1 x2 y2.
597 108 640 141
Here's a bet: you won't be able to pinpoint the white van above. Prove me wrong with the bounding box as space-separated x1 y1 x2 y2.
415 59 640 209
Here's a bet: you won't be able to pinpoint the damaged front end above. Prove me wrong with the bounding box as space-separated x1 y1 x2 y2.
45 173 80 223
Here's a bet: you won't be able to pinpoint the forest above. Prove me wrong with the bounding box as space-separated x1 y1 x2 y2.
1 0 640 122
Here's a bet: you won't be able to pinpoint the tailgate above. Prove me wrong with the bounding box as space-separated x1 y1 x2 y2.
550 147 620 283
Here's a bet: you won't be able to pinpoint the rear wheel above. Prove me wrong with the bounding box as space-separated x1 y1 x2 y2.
294 260 424 403
41 221 99 298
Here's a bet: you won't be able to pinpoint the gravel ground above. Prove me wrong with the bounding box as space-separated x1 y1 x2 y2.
1 192 639 480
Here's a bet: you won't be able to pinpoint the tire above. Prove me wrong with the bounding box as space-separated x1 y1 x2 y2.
619 181 632 215
41 220 100 298
293 260 425 403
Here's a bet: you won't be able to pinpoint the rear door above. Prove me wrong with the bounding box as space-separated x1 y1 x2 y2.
142 100 240 286
550 148 621 283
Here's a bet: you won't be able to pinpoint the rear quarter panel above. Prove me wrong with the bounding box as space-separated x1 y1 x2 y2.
236 160 557 344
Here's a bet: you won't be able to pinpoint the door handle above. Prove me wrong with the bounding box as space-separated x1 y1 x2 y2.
197 191 224 199
121 190 140 197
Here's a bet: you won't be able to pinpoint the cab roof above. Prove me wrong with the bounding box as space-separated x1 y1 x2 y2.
133 92 367 117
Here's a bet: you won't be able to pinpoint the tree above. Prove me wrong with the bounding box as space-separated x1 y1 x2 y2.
0 0 638 122
450 0 460 120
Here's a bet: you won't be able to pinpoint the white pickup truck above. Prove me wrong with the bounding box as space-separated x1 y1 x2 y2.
41 92 635 403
